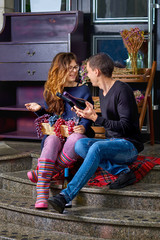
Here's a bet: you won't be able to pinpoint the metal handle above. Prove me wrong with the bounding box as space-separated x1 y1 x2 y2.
27 70 36 75
151 3 160 9
49 18 56 23
27 51 35 56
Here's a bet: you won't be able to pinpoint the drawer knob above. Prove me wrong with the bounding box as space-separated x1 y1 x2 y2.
27 51 35 56
49 18 56 23
27 70 36 75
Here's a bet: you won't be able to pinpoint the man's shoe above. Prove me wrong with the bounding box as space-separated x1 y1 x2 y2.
48 194 67 214
65 200 72 208
109 170 136 189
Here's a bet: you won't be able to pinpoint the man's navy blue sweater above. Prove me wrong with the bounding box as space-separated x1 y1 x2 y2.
95 80 144 153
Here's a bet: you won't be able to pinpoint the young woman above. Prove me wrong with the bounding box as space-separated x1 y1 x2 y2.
25 52 94 209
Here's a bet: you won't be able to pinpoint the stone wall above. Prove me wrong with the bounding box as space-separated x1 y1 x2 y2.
0 0 14 31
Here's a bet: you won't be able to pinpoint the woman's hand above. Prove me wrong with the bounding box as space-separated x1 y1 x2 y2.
73 125 86 134
25 102 41 112
74 101 98 122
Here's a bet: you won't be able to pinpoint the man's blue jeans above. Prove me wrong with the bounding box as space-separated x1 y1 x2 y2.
61 138 138 202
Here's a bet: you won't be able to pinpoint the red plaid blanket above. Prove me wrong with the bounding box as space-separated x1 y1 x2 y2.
52 155 160 187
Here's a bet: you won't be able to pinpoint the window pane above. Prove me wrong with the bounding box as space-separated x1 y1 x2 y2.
96 0 147 20
23 0 67 12
94 36 148 68
96 37 128 66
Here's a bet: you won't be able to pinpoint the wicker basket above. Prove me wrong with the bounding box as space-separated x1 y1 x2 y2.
137 99 144 113
41 123 69 137
137 99 144 108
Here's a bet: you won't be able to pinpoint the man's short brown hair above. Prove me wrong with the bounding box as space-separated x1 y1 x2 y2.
88 53 114 78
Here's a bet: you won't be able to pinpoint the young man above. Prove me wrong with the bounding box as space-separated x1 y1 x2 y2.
48 53 144 214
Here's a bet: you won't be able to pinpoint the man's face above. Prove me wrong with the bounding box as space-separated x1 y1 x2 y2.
86 63 98 87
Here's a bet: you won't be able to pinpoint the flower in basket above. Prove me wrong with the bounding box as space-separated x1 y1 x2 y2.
120 27 145 74
34 114 76 142
34 114 50 138
134 90 144 104
79 59 90 85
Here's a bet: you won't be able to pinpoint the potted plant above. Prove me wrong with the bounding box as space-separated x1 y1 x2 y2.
120 27 144 74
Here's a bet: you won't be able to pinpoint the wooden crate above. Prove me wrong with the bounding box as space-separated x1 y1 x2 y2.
41 123 69 137
112 68 151 82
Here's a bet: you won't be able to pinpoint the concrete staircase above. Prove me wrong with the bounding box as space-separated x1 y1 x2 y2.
0 152 160 240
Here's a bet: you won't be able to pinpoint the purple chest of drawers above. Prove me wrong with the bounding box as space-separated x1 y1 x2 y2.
0 11 86 139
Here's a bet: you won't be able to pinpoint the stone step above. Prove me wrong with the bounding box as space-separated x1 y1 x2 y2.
1 152 160 184
1 170 160 211
0 221 107 240
0 153 33 174
140 164 160 183
0 189 160 240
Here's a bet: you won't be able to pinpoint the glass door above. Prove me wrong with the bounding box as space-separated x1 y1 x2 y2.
92 0 158 107
92 0 156 68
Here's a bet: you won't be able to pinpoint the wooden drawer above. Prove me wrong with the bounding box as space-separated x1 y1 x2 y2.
0 63 51 81
0 43 68 62
11 13 77 42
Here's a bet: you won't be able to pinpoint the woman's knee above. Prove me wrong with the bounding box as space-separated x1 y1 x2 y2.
67 133 86 143
63 133 85 151
43 135 62 152
62 133 85 159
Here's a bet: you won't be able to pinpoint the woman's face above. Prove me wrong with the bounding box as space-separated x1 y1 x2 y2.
65 60 79 84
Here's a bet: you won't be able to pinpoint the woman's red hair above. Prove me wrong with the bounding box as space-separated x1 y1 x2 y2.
44 52 78 115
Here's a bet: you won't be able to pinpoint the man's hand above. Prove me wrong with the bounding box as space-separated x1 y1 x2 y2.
25 102 41 112
73 125 85 134
74 101 98 122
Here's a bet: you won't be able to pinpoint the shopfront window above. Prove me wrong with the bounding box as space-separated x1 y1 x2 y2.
93 0 148 22
21 0 70 12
